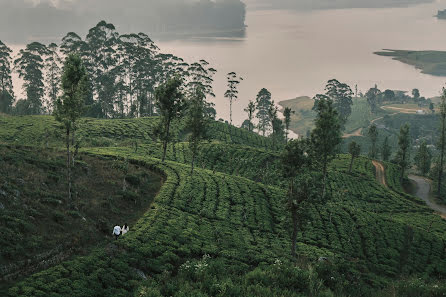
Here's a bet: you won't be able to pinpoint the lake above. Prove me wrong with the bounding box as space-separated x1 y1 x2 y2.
9 0 446 125
157 0 446 125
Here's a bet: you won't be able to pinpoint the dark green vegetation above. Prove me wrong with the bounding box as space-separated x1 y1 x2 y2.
375 49 446 77
0 145 162 285
2 115 446 296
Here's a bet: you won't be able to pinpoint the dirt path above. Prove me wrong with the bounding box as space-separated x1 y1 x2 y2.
408 175 446 219
342 128 362 138
372 160 387 187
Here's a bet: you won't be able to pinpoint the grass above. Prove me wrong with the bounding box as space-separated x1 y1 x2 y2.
278 96 315 136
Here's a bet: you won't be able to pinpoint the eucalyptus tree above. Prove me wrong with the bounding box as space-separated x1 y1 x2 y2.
415 141 432 176
60 32 86 56
186 60 216 97
155 77 185 162
186 87 210 174
54 54 88 202
368 124 378 159
396 124 411 184
14 42 49 114
382 136 391 162
366 85 381 114
437 89 446 194
0 40 14 113
45 43 62 111
224 71 242 125
324 79 353 128
348 141 361 173
281 138 318 257
84 21 120 118
311 94 342 198
256 88 272 136
283 107 294 143
244 100 256 132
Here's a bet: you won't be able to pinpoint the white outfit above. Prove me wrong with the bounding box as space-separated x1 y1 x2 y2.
121 226 129 235
113 225 121 235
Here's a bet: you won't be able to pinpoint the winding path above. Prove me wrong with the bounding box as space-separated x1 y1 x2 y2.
372 160 387 187
408 175 446 219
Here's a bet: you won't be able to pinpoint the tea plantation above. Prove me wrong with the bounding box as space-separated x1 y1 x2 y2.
1 115 446 297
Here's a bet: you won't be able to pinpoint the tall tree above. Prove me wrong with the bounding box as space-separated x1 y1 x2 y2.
415 140 432 176
45 43 62 112
383 89 395 102
368 124 378 159
54 54 88 202
281 139 317 257
437 88 446 194
366 85 381 114
0 40 14 113
155 77 185 162
412 88 420 100
348 141 361 173
311 95 342 198
224 71 242 125
256 88 272 136
14 42 49 114
381 136 391 162
185 60 216 99
283 107 294 143
324 79 353 128
244 100 256 132
396 124 411 184
186 87 209 174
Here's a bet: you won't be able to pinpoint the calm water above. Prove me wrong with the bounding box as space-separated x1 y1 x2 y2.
158 0 446 125
9 1 446 125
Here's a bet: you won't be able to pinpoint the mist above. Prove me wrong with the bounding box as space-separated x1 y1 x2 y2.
0 0 246 43
244 0 435 10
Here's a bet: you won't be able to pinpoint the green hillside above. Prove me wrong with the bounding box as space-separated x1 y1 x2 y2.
2 115 446 296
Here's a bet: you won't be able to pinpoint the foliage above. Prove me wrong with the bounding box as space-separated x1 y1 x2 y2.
324 79 353 128
255 88 272 136
224 72 242 125
414 141 432 176
368 124 378 159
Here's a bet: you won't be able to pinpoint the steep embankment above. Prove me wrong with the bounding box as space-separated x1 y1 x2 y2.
0 145 162 287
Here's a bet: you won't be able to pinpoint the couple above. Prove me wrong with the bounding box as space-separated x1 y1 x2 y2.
113 223 129 240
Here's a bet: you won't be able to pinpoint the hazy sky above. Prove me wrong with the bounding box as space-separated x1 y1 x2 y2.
244 0 434 9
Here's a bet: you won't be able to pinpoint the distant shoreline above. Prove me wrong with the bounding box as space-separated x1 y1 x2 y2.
374 49 446 77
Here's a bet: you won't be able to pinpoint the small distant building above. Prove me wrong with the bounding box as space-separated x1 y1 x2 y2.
416 110 425 115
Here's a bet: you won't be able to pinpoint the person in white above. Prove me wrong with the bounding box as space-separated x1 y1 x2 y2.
121 223 129 235
113 225 121 240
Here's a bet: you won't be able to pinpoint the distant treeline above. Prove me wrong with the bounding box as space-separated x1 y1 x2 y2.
0 0 246 43
0 21 218 119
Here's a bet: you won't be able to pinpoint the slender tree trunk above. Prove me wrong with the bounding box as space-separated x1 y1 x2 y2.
322 155 328 198
66 127 72 202
162 120 171 162
349 156 354 173
191 150 196 175
289 180 298 257
439 112 446 194
400 151 406 184
230 97 233 125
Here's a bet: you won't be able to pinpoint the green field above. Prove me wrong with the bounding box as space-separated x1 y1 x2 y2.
375 49 446 77
279 97 387 136
2 115 446 296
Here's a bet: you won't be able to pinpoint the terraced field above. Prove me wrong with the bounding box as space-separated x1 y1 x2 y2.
2 115 446 296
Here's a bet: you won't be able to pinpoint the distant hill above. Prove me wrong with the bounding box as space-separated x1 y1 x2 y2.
375 49 446 77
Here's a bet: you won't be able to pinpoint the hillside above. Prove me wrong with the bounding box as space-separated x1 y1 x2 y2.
2 115 446 296
279 96 389 136
375 49 446 77
0 145 162 288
